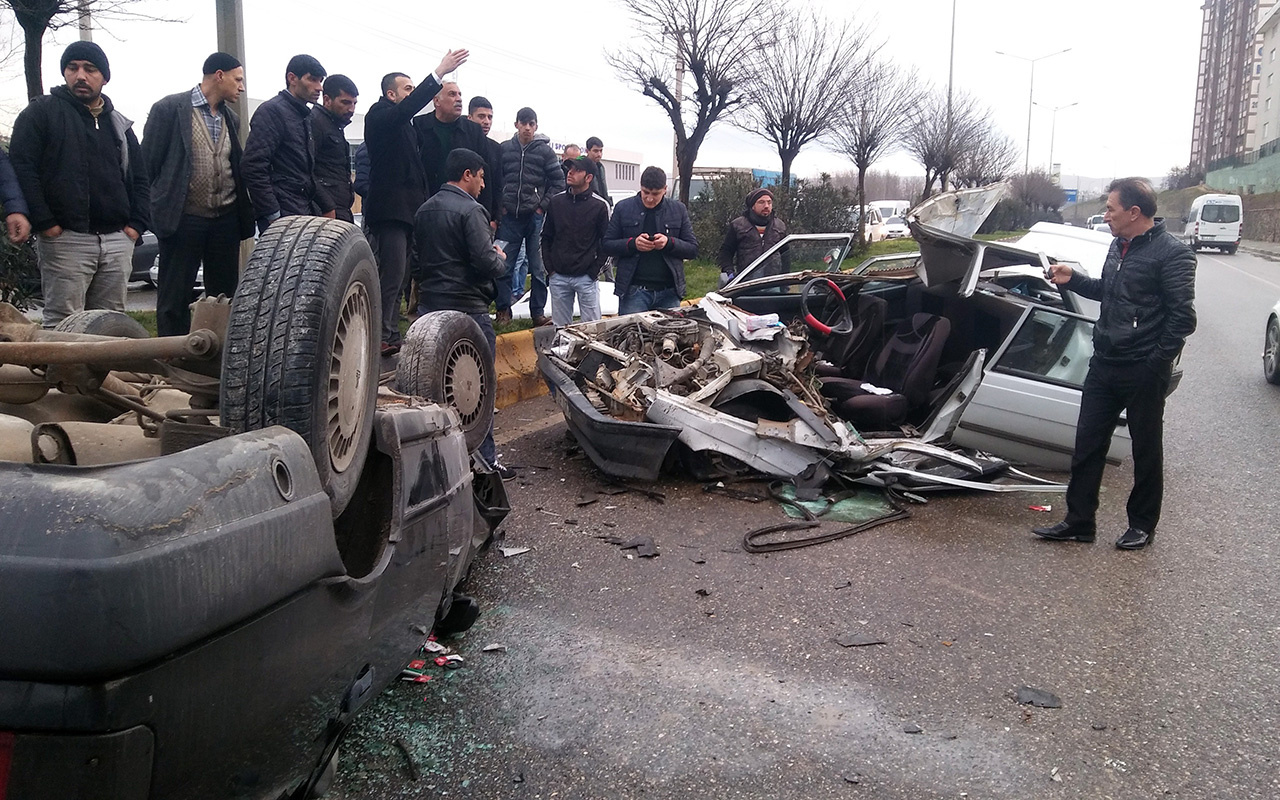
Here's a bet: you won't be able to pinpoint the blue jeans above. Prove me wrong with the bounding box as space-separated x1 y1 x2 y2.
549 273 601 327
496 212 546 316
510 242 528 300
618 285 680 315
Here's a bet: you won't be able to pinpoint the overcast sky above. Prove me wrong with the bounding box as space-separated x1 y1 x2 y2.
0 0 1204 184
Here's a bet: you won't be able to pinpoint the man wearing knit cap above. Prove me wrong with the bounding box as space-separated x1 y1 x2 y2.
9 41 150 328
142 52 255 337
717 187 787 286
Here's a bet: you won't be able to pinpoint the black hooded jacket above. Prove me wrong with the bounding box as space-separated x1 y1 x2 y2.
717 199 787 274
9 85 149 235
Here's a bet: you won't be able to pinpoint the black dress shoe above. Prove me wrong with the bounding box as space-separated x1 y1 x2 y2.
1115 528 1153 550
1032 521 1096 543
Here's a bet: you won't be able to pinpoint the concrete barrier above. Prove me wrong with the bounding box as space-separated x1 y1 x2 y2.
494 328 547 410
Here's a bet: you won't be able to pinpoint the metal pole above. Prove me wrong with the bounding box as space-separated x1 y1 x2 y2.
1024 61 1034 175
77 0 92 41
996 48 1071 175
943 0 956 192
672 55 684 191
215 0 248 146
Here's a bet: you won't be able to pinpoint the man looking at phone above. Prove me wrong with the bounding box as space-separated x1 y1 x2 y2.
603 165 697 314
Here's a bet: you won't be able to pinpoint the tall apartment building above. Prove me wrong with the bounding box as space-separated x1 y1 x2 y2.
1190 0 1275 172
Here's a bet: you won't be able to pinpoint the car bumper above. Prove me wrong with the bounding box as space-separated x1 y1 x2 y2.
0 404 503 799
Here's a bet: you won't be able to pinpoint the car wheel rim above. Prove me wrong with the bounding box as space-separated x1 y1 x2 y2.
328 280 373 473
1268 321 1279 374
445 340 486 427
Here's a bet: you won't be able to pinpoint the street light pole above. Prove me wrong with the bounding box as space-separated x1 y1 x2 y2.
995 47 1071 174
1038 101 1078 177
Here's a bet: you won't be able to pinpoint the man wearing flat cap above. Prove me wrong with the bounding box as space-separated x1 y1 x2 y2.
143 52 255 337
9 41 150 328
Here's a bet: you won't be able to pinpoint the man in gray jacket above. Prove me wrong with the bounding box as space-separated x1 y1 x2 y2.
495 107 563 326
143 52 254 336
413 147 508 473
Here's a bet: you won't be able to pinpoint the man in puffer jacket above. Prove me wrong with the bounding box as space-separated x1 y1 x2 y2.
495 107 563 325
1033 177 1196 551
717 187 787 285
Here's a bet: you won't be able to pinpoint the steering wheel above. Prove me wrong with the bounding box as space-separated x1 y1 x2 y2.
800 277 853 336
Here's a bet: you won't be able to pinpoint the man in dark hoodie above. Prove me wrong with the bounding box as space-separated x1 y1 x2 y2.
363 48 468 356
242 54 325 234
496 107 563 326
143 51 254 337
10 41 150 328
717 187 787 285
542 156 608 327
311 74 358 223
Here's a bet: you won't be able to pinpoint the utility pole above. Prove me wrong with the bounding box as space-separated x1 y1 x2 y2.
672 53 685 191
942 0 956 192
77 0 92 41
215 0 248 146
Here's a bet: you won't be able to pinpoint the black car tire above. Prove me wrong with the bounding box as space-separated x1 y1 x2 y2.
1265 317 1280 385
395 310 493 453
220 216 380 518
1225 245 1238 255
54 309 150 339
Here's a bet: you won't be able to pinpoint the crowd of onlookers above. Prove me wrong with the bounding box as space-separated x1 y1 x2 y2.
0 41 733 347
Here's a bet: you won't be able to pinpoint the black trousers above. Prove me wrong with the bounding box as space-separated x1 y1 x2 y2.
1064 358 1171 533
156 211 242 337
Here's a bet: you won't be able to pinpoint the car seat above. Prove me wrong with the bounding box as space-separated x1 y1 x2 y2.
820 313 951 430
815 294 887 379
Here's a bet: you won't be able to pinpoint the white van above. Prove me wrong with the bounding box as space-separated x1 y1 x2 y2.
1185 193 1242 255
872 199 911 222
850 205 887 243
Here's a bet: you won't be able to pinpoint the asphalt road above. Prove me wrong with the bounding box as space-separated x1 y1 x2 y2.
332 249 1280 800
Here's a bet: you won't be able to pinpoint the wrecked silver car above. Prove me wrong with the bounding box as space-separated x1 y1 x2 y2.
539 185 1153 491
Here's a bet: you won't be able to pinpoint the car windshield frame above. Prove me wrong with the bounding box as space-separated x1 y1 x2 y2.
725 233 856 287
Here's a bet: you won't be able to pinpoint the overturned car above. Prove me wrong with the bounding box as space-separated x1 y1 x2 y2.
0 218 505 799
539 185 1157 491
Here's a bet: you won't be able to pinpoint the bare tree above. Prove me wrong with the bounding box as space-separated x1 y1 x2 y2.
735 6 874 190
607 0 781 204
1012 169 1065 212
901 88 987 202
828 61 920 245
2 0 178 99
951 121 1019 188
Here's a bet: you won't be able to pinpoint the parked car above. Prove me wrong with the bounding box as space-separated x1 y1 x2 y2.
0 217 507 800
131 230 159 286
538 185 1170 487
882 215 910 239
1266 297 1280 384
1184 192 1242 254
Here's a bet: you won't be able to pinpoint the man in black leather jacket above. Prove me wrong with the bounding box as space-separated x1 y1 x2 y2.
1034 177 1196 551
412 147 506 468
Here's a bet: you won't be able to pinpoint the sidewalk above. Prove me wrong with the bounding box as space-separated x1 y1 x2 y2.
1240 240 1280 260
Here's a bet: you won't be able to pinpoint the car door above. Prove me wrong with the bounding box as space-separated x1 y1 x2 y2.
951 304 1132 470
